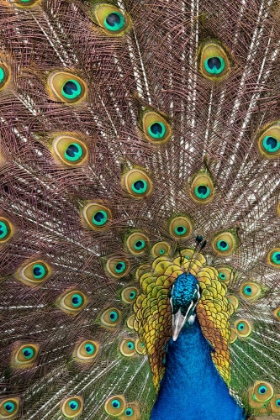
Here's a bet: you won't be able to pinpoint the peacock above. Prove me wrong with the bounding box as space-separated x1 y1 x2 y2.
0 0 280 418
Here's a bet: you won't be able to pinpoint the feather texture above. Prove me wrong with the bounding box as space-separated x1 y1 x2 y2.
0 0 280 418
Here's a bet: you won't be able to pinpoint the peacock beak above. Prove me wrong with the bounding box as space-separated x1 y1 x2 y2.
172 304 193 341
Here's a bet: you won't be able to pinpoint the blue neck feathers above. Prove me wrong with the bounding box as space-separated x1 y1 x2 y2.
151 317 245 420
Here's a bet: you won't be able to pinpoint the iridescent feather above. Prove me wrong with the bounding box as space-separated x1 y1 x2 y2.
0 0 280 419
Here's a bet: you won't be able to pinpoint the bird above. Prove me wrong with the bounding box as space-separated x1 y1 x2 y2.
0 0 280 419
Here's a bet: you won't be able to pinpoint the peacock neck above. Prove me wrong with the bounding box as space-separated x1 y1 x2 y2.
151 317 245 420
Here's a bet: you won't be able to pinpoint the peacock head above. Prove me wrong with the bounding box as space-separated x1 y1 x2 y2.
169 273 201 341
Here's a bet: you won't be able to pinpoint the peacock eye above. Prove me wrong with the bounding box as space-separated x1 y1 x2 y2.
234 319 252 338
47 71 87 104
71 294 83 307
251 381 274 403
194 185 211 199
271 251 280 264
62 80 82 100
168 215 193 240
100 308 121 327
12 343 39 368
56 290 87 315
81 202 112 231
122 168 153 199
60 396 83 418
123 403 140 418
271 394 280 413
216 265 235 285
52 134 88 167
132 180 147 194
217 240 229 251
148 122 166 139
73 340 99 362
125 231 150 255
0 398 20 418
120 339 136 357
4 401 16 413
121 287 138 304
204 56 225 75
0 217 14 243
104 395 126 416
257 124 280 159
199 40 231 81
93 211 108 226
151 241 171 258
141 109 172 144
267 248 280 268
262 136 280 153
189 169 215 204
104 12 125 31
14 259 52 286
240 282 264 301
92 4 130 36
0 64 10 90
211 230 238 256
125 407 134 416
105 257 130 278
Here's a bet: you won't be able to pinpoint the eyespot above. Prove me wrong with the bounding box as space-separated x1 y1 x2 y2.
105 257 130 278
211 230 238 256
0 63 10 90
135 339 145 355
60 396 83 418
0 217 14 244
47 71 87 104
91 4 130 36
252 381 274 403
81 202 112 231
120 403 140 420
125 232 149 255
12 343 39 368
240 281 264 301
0 398 20 419
120 339 136 357
189 170 215 204
216 266 235 285
104 395 126 416
14 259 52 286
267 248 280 268
234 319 252 338
51 134 88 167
121 287 138 304
151 242 172 258
73 340 99 363
121 169 153 199
199 40 231 81
168 216 193 240
270 394 280 413
256 123 280 159
56 290 87 316
101 308 121 327
141 109 172 145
